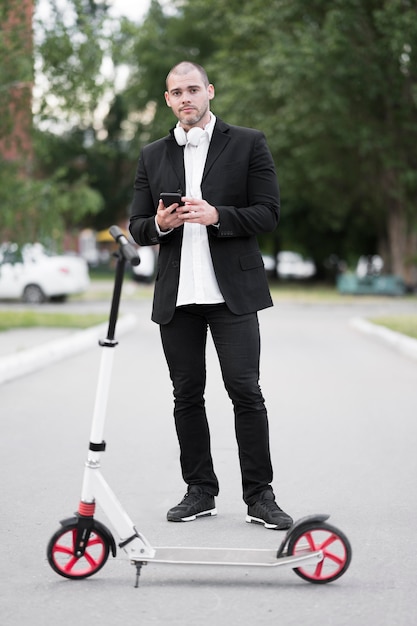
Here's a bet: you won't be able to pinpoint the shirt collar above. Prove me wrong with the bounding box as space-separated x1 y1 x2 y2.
204 112 216 141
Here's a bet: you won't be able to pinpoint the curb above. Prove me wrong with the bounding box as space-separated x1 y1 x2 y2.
350 317 417 362
0 314 137 385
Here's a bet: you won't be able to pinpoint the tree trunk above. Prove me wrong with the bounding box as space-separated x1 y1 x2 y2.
405 231 417 288
387 201 407 276
382 167 416 287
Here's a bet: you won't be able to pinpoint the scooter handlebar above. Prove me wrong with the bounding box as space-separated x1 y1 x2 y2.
109 225 140 266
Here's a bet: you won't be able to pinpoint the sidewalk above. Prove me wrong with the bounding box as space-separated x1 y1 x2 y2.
0 314 137 385
349 317 417 362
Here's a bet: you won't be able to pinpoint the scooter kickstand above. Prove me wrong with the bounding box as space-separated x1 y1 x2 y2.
134 562 145 588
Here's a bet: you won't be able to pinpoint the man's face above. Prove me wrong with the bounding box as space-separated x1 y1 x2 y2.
165 69 214 130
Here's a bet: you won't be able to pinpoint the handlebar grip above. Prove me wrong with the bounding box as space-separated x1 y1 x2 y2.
109 225 140 266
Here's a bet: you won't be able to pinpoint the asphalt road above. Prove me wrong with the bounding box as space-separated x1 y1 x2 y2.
1 293 416 625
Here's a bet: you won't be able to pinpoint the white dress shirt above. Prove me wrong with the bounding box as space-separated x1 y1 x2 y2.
177 113 224 306
160 113 224 307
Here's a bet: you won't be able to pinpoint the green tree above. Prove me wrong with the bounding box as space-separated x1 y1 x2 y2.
34 0 113 130
0 156 103 247
116 0 216 142
31 0 144 234
118 0 417 285
0 0 113 247
34 96 138 231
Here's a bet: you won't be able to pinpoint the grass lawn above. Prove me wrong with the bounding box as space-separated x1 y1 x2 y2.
0 310 108 332
270 284 417 339
368 315 417 340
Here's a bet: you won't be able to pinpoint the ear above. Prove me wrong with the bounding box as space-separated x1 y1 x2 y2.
164 91 172 108
208 84 215 101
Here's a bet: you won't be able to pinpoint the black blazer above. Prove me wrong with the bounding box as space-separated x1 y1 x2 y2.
129 118 280 324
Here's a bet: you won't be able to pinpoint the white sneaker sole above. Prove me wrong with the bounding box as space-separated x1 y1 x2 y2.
246 514 279 529
178 508 218 522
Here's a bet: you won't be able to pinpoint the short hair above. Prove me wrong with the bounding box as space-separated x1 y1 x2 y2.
166 62 210 89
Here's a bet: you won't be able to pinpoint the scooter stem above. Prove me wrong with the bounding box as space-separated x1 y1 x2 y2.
105 251 126 343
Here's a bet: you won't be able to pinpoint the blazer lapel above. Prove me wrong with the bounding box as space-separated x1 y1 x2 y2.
203 119 231 182
164 120 230 190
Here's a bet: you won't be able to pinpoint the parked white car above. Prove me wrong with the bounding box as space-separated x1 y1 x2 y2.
356 254 384 278
131 245 157 283
276 251 316 279
0 243 90 304
262 254 276 277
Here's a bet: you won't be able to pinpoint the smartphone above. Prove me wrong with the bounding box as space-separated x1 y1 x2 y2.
160 192 184 208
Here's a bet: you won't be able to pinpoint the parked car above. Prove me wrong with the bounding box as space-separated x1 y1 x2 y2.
0 242 90 304
337 272 406 296
261 254 276 278
337 254 406 295
276 251 316 279
131 245 157 283
356 254 384 277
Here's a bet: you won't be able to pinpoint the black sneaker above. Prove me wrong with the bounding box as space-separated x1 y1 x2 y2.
246 490 293 530
167 485 217 522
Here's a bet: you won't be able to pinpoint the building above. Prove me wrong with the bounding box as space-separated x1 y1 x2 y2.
0 0 34 168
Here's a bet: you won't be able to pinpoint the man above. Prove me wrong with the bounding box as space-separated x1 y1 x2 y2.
129 61 292 530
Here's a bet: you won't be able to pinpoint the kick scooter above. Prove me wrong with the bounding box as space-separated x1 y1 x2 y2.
47 226 352 587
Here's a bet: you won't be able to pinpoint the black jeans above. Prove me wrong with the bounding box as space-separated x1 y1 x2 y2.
160 303 273 504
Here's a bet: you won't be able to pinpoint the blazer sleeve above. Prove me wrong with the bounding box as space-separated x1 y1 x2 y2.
129 138 179 247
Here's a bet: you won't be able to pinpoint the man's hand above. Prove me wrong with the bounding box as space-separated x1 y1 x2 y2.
156 197 219 230
156 199 181 232
177 197 219 226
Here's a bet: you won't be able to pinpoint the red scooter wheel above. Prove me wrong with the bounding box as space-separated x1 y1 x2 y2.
287 522 352 584
47 522 110 579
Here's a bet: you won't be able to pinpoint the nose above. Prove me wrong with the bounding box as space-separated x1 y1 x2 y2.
181 91 192 104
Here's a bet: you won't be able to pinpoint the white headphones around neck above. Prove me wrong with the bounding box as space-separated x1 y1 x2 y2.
174 126 205 147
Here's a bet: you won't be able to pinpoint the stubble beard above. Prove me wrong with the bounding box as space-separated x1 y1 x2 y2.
179 103 209 129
